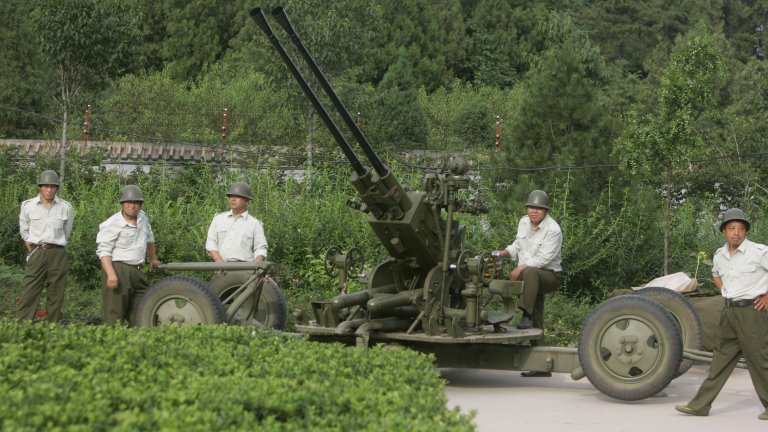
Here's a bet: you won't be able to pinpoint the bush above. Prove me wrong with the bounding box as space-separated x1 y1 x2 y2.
0 320 475 431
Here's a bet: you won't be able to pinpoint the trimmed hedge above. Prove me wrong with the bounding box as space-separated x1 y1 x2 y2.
0 320 474 431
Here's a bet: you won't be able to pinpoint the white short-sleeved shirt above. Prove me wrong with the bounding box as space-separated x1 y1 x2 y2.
205 210 267 261
505 214 562 272
96 210 155 265
19 195 74 246
712 238 768 300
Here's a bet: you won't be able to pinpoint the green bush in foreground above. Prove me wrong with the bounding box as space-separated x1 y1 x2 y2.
0 320 474 431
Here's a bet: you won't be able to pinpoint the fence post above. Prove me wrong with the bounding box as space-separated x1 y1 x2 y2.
82 104 91 155
221 108 229 144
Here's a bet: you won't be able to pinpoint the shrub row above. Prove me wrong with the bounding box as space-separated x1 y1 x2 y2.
0 320 475 431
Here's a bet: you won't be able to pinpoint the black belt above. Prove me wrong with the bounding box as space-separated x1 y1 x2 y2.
115 262 143 270
725 298 755 308
36 243 64 249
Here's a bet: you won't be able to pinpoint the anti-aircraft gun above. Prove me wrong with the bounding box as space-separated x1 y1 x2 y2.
137 6 712 403
251 7 529 345
249 7 708 403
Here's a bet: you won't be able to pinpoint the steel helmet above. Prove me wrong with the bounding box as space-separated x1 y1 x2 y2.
719 208 749 232
119 185 144 203
226 181 254 200
526 190 550 210
38 170 60 186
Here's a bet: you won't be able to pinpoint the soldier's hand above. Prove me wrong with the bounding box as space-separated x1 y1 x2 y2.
106 275 119 290
755 293 768 311
150 259 162 269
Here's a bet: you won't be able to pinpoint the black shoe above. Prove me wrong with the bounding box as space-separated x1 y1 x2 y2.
521 371 551 377
515 316 533 329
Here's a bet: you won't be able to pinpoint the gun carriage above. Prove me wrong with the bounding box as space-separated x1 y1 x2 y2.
137 6 724 402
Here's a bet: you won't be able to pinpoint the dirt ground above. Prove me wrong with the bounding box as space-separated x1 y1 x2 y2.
444 364 764 432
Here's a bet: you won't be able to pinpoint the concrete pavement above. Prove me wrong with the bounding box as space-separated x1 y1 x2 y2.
443 364 765 432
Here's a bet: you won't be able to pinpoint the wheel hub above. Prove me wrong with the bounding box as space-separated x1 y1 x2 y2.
617 335 642 363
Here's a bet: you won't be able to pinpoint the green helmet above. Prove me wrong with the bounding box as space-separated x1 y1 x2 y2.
526 190 550 210
719 208 749 232
38 170 60 186
226 181 254 200
119 185 144 203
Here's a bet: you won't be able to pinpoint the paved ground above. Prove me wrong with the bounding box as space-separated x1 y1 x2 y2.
443 364 765 432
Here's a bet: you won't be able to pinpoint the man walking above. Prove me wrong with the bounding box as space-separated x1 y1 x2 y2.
16 170 74 322
96 185 161 325
675 208 768 420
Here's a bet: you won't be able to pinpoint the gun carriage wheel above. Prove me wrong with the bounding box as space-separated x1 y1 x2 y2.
578 295 683 401
633 287 703 377
209 272 287 329
134 276 227 326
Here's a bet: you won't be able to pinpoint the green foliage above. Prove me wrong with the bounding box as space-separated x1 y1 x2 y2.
616 32 725 174
0 0 50 138
365 50 430 150
544 293 593 347
0 263 23 318
495 11 616 214
31 0 140 97
0 321 475 431
98 65 302 146
373 0 467 91
158 0 248 82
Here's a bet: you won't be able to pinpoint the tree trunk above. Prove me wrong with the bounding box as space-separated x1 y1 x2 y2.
59 107 68 183
663 167 672 275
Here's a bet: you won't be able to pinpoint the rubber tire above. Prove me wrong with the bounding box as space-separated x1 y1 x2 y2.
634 287 703 377
578 295 683 401
209 272 287 330
134 275 226 327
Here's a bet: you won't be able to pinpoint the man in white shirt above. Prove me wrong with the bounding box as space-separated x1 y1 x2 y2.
16 170 74 322
206 181 268 263
96 185 161 325
676 208 768 420
494 190 562 376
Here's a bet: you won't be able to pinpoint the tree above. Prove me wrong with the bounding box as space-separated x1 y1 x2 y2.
372 0 467 91
577 0 723 76
460 0 556 88
100 64 303 149
722 0 768 63
0 0 51 138
499 13 613 213
31 0 140 181
159 0 250 81
227 0 385 167
615 31 725 274
364 49 429 150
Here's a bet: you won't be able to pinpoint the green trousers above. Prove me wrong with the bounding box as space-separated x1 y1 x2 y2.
16 247 68 322
102 262 148 326
687 303 768 414
519 267 562 330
